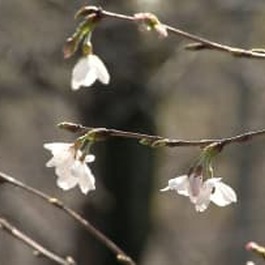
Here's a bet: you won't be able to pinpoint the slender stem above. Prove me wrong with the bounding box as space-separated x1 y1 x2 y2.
59 122 265 149
0 217 75 265
166 128 265 148
100 8 265 59
102 10 135 22
0 171 136 265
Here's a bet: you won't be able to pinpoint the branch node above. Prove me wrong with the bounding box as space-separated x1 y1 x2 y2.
184 42 209 51
48 197 63 208
66 256 76 265
117 254 135 265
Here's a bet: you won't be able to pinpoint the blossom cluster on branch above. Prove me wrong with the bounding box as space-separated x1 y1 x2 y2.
37 4 265 263
46 5 247 213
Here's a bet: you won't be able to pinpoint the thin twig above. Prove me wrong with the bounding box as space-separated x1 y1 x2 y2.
0 171 136 265
0 217 75 265
59 122 265 149
100 9 265 59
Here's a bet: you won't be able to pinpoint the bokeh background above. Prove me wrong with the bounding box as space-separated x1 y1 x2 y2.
1 0 265 264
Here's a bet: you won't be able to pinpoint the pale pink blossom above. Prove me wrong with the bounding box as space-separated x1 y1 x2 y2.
161 174 237 212
44 142 95 194
71 54 110 90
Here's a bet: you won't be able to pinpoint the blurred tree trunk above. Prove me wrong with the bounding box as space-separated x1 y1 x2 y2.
225 6 255 265
75 1 156 265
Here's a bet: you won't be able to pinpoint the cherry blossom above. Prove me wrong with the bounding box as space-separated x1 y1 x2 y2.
161 174 237 212
44 142 95 194
71 54 110 90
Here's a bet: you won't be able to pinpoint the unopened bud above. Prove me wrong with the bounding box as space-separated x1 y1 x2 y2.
185 42 208 51
63 37 79 59
134 12 168 38
58 122 85 133
245 241 265 259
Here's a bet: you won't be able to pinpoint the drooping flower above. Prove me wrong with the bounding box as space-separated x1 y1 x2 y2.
161 174 237 212
44 142 95 194
71 54 110 90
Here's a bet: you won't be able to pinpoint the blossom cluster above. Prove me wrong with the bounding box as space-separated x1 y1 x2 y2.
43 6 238 214
161 173 237 212
44 143 95 194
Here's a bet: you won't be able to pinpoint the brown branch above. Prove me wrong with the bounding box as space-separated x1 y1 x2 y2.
100 8 265 59
0 217 75 265
0 171 136 265
59 122 265 149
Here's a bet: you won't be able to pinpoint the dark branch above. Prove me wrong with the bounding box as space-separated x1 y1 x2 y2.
59 122 265 150
99 8 265 59
0 217 75 265
0 171 136 265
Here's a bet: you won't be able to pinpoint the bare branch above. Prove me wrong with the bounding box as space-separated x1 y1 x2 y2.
98 8 265 59
0 217 75 265
59 122 265 150
0 171 136 265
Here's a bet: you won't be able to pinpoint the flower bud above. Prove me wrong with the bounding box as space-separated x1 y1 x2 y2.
134 12 168 38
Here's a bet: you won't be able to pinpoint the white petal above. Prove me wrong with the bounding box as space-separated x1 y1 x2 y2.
188 174 203 197
161 175 189 196
246 261 255 265
90 55 110 85
71 57 97 90
210 180 237 206
46 157 57 167
193 183 213 212
71 161 95 194
79 166 95 194
56 174 78 191
54 163 78 190
44 143 74 167
84 154 96 163
44 143 72 154
195 203 209 212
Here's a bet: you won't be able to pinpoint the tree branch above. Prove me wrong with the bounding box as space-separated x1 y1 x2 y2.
0 217 75 265
59 122 265 150
100 8 265 59
0 171 136 265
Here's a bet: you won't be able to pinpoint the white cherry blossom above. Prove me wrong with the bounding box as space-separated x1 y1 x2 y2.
44 142 95 194
71 54 110 90
161 174 237 212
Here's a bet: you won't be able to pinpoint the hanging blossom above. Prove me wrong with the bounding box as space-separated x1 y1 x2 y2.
161 171 237 212
71 54 110 90
44 142 95 194
71 37 110 90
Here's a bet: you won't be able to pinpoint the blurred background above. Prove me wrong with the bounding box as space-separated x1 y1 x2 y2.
1 0 265 265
